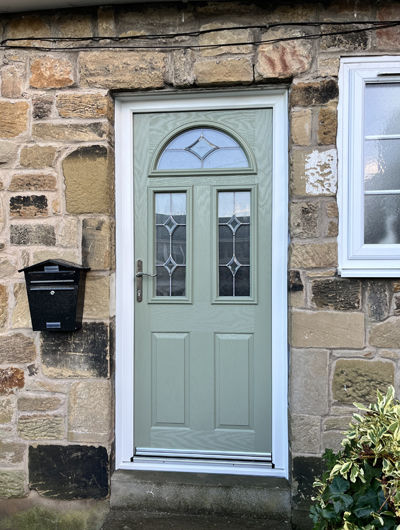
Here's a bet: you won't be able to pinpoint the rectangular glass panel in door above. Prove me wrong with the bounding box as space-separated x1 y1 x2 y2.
155 192 186 296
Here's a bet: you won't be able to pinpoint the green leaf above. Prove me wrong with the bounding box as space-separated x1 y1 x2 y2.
329 476 350 495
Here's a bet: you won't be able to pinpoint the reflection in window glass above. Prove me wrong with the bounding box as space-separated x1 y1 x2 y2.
155 192 186 296
218 191 250 296
365 195 400 244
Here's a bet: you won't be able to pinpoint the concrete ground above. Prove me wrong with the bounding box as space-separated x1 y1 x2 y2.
101 510 292 529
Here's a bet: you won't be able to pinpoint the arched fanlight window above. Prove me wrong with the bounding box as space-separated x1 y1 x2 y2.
156 127 250 170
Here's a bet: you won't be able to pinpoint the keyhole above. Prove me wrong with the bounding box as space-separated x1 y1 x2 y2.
50 290 55 295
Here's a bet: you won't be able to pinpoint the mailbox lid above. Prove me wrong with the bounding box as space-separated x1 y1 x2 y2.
18 259 90 274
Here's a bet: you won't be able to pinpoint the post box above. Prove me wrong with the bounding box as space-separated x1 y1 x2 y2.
19 259 90 331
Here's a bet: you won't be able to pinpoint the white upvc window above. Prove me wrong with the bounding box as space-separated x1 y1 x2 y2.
338 56 400 277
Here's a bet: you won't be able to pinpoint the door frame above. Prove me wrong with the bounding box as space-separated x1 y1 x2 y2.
114 88 289 478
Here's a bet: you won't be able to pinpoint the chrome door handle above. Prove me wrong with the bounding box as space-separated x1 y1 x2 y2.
136 259 157 302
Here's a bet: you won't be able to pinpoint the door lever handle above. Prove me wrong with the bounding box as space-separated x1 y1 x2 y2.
136 272 157 278
136 259 157 302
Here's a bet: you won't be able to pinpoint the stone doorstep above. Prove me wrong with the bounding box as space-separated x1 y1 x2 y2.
110 470 291 519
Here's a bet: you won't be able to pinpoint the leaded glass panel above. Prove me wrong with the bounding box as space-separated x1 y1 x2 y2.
218 191 250 297
155 192 186 296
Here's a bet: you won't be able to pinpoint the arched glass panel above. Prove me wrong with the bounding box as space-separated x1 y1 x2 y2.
157 127 249 170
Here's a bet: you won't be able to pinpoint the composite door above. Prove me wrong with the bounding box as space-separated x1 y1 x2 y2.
133 108 273 464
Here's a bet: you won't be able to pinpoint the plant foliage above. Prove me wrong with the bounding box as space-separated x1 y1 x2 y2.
310 386 400 529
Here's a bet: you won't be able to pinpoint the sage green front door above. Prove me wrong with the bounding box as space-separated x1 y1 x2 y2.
134 108 273 462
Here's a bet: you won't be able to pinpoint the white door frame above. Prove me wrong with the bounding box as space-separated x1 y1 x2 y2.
114 88 289 478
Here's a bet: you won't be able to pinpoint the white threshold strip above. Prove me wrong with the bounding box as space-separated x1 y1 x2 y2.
135 447 272 463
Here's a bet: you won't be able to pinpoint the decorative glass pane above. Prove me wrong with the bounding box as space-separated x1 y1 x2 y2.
364 139 400 191
155 192 186 296
364 84 400 136
218 191 250 297
157 128 249 170
365 194 400 244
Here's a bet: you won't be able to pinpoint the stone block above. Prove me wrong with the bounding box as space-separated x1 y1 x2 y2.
292 456 324 511
83 276 110 320
318 104 337 145
0 258 15 278
320 24 369 51
291 414 321 454
11 283 30 329
19 146 57 169
10 195 48 218
41 322 109 378
169 49 195 87
291 80 338 107
57 217 79 248
18 396 62 411
0 101 28 138
290 242 337 269
291 310 364 348
290 201 319 239
63 146 110 214
33 122 107 142
29 444 109 499
366 281 391 322
56 93 109 119
0 367 24 395
0 441 25 465
30 57 74 89
0 284 7 329
68 380 111 443
33 249 79 264
323 416 352 431
289 270 303 293
311 278 361 310
82 218 112 270
32 96 53 120
290 349 329 415
194 57 253 86
322 431 344 452
376 6 400 50
199 28 253 56
317 55 340 77
333 360 394 404
57 14 93 38
10 224 55 246
0 141 19 167
369 317 400 348
291 109 312 146
79 51 166 89
291 148 337 196
0 333 36 364
98 6 115 37
18 414 64 440
0 398 13 423
0 470 25 498
256 29 312 79
2 65 24 98
9 173 57 191
6 15 50 38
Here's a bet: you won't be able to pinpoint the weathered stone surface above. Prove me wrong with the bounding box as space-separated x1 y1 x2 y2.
0 101 28 138
63 146 110 214
0 333 36 364
366 281 391 322
83 276 110 319
2 65 24 98
291 311 365 348
292 456 324 511
290 242 337 269
0 141 19 167
10 195 48 218
169 49 195 87
289 270 303 293
0 258 14 279
369 317 400 348
18 396 62 411
199 27 252 56
9 173 56 191
32 96 53 120
57 217 79 248
318 55 340 77
321 24 369 51
291 414 320 454
30 57 74 89
19 146 57 169
98 6 115 37
56 93 109 119
290 349 329 415
41 322 109 378
57 14 93 38
291 109 312 146
291 80 339 107
69 380 111 443
0 441 25 465
0 470 25 498
333 360 394 404
0 368 24 395
6 15 50 38
10 224 56 246
82 218 112 270
312 278 361 310
291 148 337 196
29 444 109 499
18 414 64 440
318 104 337 145
0 284 7 329
33 249 79 264
0 398 13 423
290 201 319 239
256 29 312 79
322 431 344 452
195 57 253 86
376 6 400 49
11 283 30 329
33 122 107 142
324 416 352 432
79 51 166 89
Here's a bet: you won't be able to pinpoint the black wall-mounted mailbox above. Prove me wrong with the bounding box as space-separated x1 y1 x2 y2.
19 259 90 331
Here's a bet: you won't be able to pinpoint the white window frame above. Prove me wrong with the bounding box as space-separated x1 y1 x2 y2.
114 89 289 479
338 56 400 277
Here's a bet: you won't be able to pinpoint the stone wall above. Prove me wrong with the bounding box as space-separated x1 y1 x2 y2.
0 1 398 527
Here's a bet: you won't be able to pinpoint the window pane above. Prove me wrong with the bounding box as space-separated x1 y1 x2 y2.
218 191 251 297
155 192 186 296
364 83 400 136
364 139 400 191
365 194 400 244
